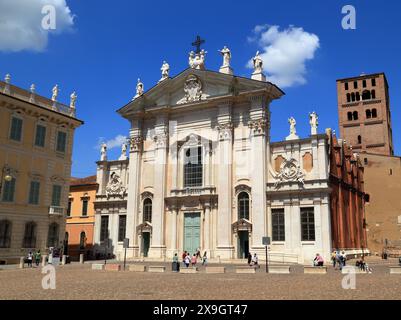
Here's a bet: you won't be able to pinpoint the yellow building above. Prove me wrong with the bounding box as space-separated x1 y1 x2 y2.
0 75 82 264
66 176 97 260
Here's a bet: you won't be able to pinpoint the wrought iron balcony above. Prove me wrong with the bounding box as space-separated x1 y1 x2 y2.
49 206 64 215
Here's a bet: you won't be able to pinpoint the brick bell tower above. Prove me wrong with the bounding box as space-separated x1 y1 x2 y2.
336 72 394 156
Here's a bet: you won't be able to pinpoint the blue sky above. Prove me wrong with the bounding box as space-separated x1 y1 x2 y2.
1 0 400 177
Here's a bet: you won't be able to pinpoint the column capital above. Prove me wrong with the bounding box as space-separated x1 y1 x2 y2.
248 118 269 136
129 136 143 152
217 122 233 141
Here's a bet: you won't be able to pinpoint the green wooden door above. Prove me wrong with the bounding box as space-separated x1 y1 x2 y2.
184 212 201 255
142 232 150 257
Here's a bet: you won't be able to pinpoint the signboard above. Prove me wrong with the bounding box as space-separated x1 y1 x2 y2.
123 238 130 249
262 236 271 246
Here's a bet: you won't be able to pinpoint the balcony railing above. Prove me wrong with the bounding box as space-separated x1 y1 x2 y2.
49 206 64 215
170 186 216 197
0 80 76 118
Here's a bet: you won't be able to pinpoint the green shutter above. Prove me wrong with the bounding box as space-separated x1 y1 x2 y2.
51 185 62 206
29 181 40 205
35 125 46 147
2 178 16 202
56 131 67 152
10 118 22 141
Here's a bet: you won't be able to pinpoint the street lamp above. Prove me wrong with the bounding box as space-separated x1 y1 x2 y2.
0 165 13 196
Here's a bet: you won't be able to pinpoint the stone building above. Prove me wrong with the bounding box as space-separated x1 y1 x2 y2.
337 72 401 255
94 48 335 264
0 75 82 264
66 175 98 260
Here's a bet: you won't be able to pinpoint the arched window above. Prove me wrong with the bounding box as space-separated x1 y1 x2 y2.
238 192 250 220
346 93 351 103
47 223 59 248
80 231 86 249
353 111 359 121
23 222 37 248
362 90 371 100
0 220 12 248
371 90 376 99
366 109 371 119
356 92 360 101
358 135 362 144
362 80 367 88
143 198 152 223
372 108 377 118
351 93 356 102
347 112 353 121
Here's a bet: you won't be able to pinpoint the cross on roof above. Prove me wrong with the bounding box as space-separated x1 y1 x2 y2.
192 35 205 54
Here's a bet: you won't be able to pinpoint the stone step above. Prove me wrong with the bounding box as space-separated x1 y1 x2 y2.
304 266 327 274
148 266 166 273
205 266 226 274
91 263 104 270
236 267 256 274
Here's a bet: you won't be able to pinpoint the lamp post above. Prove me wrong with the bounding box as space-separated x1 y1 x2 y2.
0 165 13 196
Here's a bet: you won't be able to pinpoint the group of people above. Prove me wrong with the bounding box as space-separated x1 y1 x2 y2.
25 250 42 267
247 253 260 268
331 250 347 270
176 249 208 268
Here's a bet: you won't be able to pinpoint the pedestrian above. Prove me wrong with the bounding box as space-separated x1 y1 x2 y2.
184 254 190 268
27 251 33 268
313 253 324 267
247 252 252 266
331 250 337 268
251 253 260 268
172 253 179 272
191 254 197 267
202 251 208 266
340 251 347 266
196 248 201 260
34 250 41 267
182 251 187 264
335 251 342 270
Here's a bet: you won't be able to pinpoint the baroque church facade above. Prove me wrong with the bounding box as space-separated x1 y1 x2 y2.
93 47 333 264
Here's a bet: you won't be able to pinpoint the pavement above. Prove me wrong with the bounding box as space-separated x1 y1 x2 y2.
0 256 400 300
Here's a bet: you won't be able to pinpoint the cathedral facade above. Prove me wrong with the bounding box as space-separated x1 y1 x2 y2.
93 50 333 264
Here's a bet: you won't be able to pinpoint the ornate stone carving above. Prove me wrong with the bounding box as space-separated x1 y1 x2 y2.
133 78 144 100
217 122 233 141
100 143 107 161
141 191 154 201
129 136 143 152
106 172 126 198
177 75 208 104
286 117 299 141
252 51 263 74
248 118 268 136
154 132 168 148
232 219 252 234
273 158 305 189
189 49 207 70
159 61 170 82
51 84 59 102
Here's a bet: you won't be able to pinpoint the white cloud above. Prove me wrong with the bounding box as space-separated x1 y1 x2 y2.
96 135 127 151
0 0 74 52
247 25 320 88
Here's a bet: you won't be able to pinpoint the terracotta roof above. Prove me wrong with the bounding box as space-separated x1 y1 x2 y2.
70 175 97 186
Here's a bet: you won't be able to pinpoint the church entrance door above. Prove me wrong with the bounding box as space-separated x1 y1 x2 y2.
142 232 150 257
184 212 201 255
238 231 249 259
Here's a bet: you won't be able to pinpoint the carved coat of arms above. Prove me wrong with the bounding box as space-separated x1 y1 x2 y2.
106 172 126 198
177 75 208 104
274 158 305 189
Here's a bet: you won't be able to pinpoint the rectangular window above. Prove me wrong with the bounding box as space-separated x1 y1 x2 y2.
28 181 40 205
56 131 67 152
67 200 72 217
34 125 46 147
0 221 11 248
353 81 358 89
344 82 348 90
51 185 62 207
9 117 23 141
372 78 376 87
2 178 16 202
82 199 88 216
118 215 127 242
23 223 36 248
272 209 285 241
100 216 109 242
301 208 315 241
184 146 203 187
362 80 367 88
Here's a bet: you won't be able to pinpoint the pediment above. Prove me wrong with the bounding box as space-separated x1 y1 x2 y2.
117 68 284 117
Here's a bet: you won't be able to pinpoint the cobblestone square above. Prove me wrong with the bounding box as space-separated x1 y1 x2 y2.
0 257 400 300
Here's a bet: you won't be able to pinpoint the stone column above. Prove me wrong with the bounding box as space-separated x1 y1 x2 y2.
94 211 101 244
203 201 211 255
126 118 143 258
79 253 84 264
167 205 178 258
320 197 332 262
248 95 269 255
19 257 24 269
215 101 234 259
149 114 168 258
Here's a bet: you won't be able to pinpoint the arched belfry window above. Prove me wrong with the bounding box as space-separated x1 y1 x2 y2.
80 231 86 249
238 192 250 220
143 198 152 223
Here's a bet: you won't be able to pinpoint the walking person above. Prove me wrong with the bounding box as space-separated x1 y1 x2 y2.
27 251 33 268
331 250 337 268
34 250 41 267
252 253 260 268
202 251 208 266
172 253 179 272
191 254 197 267
340 251 347 267
184 253 190 268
